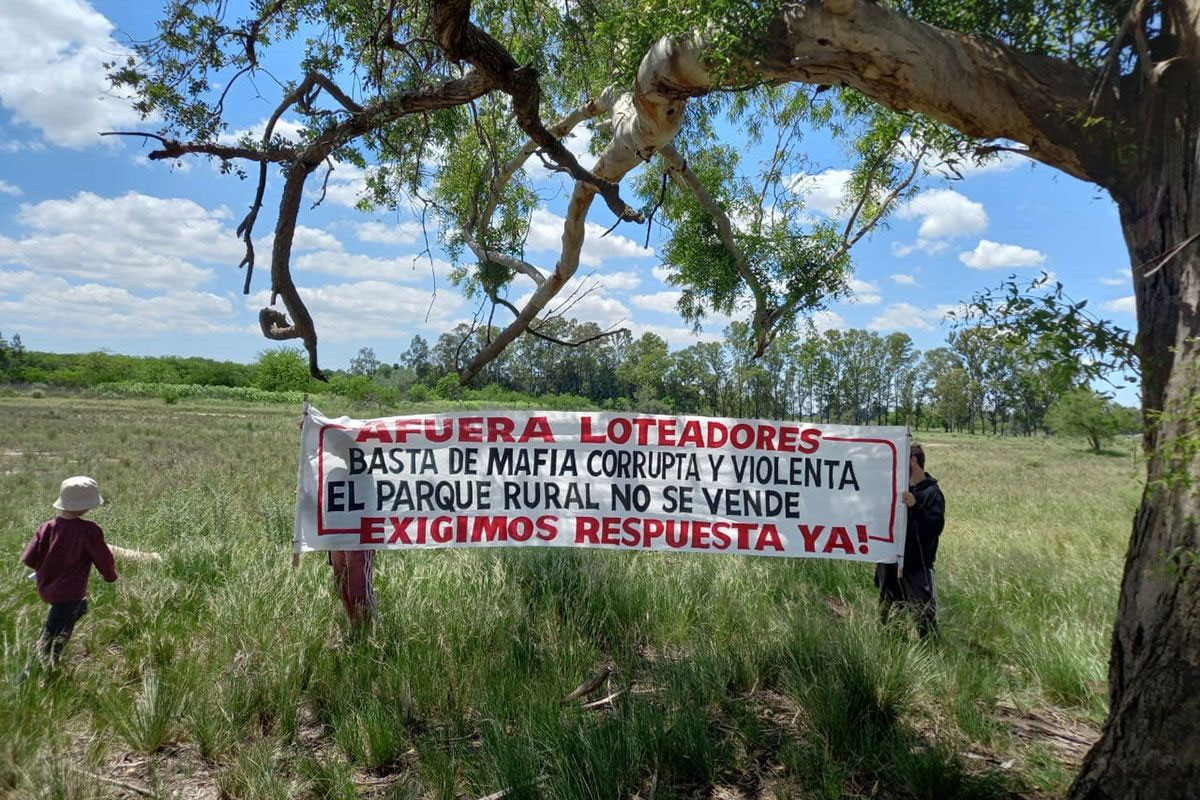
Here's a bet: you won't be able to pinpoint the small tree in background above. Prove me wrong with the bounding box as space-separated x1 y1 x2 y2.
0 332 25 382
348 347 381 377
1048 388 1120 453
254 348 314 393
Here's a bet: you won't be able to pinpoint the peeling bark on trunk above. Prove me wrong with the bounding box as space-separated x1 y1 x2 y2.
1070 38 1200 796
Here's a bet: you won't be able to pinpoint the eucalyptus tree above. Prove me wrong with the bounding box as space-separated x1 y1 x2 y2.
117 0 1198 794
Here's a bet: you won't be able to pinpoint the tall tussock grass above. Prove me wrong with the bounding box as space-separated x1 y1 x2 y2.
0 399 1141 797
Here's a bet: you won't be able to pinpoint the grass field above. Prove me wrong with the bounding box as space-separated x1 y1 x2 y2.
0 396 1143 799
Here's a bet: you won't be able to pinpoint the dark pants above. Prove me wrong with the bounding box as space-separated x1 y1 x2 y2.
39 599 88 663
875 563 937 636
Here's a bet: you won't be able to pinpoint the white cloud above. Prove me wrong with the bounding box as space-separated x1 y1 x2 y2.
933 149 1026 179
891 238 949 258
0 191 243 289
596 269 642 291
627 321 723 347
0 271 238 335
250 280 464 341
845 277 882 306
0 139 45 153
867 303 940 332
652 265 674 283
958 239 1046 270
312 160 379 208
511 285 632 329
630 290 682 314
0 269 47 295
1103 295 1136 314
897 189 987 240
1099 270 1128 287
0 0 144 148
808 310 846 334
932 302 971 321
294 250 454 283
259 225 343 254
293 226 342 252
788 169 852 217
0 179 22 196
133 152 193 172
355 220 424 246
890 273 916 285
525 207 652 267
219 117 307 146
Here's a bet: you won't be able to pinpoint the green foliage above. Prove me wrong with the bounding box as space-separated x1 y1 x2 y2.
103 667 189 753
434 373 465 400
953 272 1137 394
893 0 1125 70
254 347 317 393
4 348 256 388
1048 387 1122 452
0 332 25 382
94 382 311 405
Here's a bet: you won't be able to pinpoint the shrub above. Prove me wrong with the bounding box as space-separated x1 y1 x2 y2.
254 347 316 393
434 374 465 400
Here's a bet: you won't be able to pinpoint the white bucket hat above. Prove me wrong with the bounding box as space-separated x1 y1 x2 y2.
53 476 104 511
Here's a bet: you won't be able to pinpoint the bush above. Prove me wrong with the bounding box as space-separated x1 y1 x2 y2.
254 347 316 393
434 374 465 400
95 382 309 405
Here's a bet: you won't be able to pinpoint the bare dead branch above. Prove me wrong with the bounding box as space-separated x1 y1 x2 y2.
581 689 625 709
311 158 335 209
475 86 617 234
836 141 925 257
213 65 253 120
644 169 669 248
98 131 294 162
241 0 287 67
262 160 326 380
563 667 613 702
491 296 628 347
430 0 642 223
972 143 1032 161
235 160 268 294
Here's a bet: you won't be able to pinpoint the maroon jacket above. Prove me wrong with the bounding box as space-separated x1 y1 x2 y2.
22 517 118 604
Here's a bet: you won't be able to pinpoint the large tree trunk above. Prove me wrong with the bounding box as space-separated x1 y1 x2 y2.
1070 47 1200 799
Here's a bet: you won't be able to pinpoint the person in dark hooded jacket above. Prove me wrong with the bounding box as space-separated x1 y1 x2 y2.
875 443 945 636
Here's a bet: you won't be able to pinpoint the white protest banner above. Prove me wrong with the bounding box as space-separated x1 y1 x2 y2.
294 406 909 562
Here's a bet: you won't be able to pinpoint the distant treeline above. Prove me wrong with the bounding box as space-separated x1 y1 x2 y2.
1 325 1140 441
398 320 1141 437
0 334 256 387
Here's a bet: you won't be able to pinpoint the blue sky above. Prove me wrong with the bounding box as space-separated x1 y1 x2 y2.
0 0 1138 400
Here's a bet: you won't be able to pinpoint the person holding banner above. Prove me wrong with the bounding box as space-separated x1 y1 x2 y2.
875 443 945 636
330 550 377 625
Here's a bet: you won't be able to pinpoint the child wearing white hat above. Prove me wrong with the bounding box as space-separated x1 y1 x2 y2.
21 476 118 665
